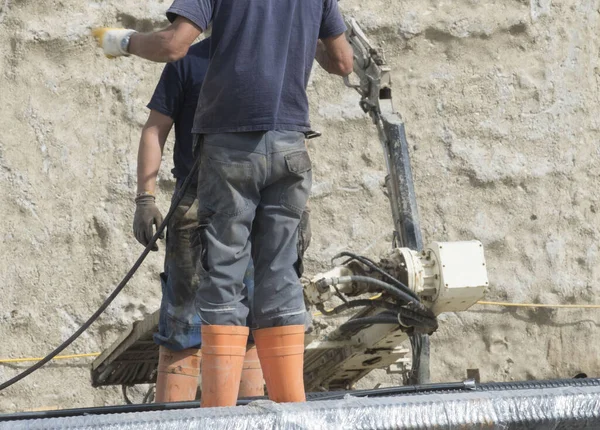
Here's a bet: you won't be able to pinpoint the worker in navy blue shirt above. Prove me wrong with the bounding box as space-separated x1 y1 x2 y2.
94 0 354 406
133 38 312 402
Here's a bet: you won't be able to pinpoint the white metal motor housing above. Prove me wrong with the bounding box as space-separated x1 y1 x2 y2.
412 240 488 314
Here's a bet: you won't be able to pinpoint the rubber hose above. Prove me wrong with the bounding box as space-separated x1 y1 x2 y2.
317 299 398 316
333 251 420 301
319 276 430 316
339 313 401 332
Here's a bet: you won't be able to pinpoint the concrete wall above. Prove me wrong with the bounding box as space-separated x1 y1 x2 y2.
1 0 599 411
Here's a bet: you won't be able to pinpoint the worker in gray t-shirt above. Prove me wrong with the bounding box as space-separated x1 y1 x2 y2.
93 0 353 407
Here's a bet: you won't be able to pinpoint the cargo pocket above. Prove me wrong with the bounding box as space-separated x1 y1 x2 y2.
281 150 312 215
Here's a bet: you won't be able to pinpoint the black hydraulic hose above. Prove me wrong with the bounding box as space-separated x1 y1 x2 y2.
339 308 436 333
318 276 428 315
397 307 438 329
334 251 420 301
317 299 398 316
339 313 401 332
317 275 437 333
0 157 201 392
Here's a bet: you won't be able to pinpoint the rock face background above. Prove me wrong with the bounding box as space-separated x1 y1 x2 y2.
1 0 600 412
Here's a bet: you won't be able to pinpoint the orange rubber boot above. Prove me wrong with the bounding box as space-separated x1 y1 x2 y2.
238 345 265 397
155 346 201 403
200 325 249 407
253 325 306 403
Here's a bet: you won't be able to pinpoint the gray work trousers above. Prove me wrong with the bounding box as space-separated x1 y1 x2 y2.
194 131 312 328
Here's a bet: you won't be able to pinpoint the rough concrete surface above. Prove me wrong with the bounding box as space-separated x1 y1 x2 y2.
1 0 599 412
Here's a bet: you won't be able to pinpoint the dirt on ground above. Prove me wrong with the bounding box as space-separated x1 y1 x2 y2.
1 0 600 412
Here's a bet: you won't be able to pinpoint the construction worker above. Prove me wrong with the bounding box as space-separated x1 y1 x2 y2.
134 37 312 402
94 0 353 407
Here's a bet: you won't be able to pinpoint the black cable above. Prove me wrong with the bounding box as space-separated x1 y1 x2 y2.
333 251 420 301
339 311 434 333
396 307 438 330
339 313 400 332
121 385 133 405
0 156 201 392
409 333 422 381
142 386 155 404
320 300 436 331
317 276 426 313
335 251 412 291
318 299 398 316
332 284 349 304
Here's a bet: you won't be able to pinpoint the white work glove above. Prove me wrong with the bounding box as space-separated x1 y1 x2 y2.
92 27 137 58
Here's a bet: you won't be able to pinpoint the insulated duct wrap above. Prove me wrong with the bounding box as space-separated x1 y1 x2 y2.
3 383 600 429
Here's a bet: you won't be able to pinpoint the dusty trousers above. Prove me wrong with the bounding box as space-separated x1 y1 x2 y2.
194 131 311 328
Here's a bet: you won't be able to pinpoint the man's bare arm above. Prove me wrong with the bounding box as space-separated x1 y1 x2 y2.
315 33 354 76
137 110 174 194
128 17 202 63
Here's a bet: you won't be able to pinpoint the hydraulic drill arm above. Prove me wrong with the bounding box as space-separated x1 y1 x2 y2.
343 18 422 250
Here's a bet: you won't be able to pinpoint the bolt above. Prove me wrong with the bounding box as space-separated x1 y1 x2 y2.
316 279 330 293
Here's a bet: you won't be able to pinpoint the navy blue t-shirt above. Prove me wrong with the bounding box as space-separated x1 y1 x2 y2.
166 0 346 134
147 39 210 180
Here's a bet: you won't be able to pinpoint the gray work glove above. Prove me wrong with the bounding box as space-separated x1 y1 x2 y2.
133 194 164 251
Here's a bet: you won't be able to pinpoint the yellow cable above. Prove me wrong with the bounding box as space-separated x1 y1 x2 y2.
475 300 600 309
0 352 100 364
2 299 598 364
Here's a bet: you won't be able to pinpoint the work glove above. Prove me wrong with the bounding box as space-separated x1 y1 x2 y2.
92 27 136 58
133 194 164 251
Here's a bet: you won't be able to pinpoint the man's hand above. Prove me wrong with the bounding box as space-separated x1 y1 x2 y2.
92 27 136 58
133 194 164 251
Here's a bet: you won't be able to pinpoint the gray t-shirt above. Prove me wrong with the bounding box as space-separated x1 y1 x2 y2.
167 0 346 134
